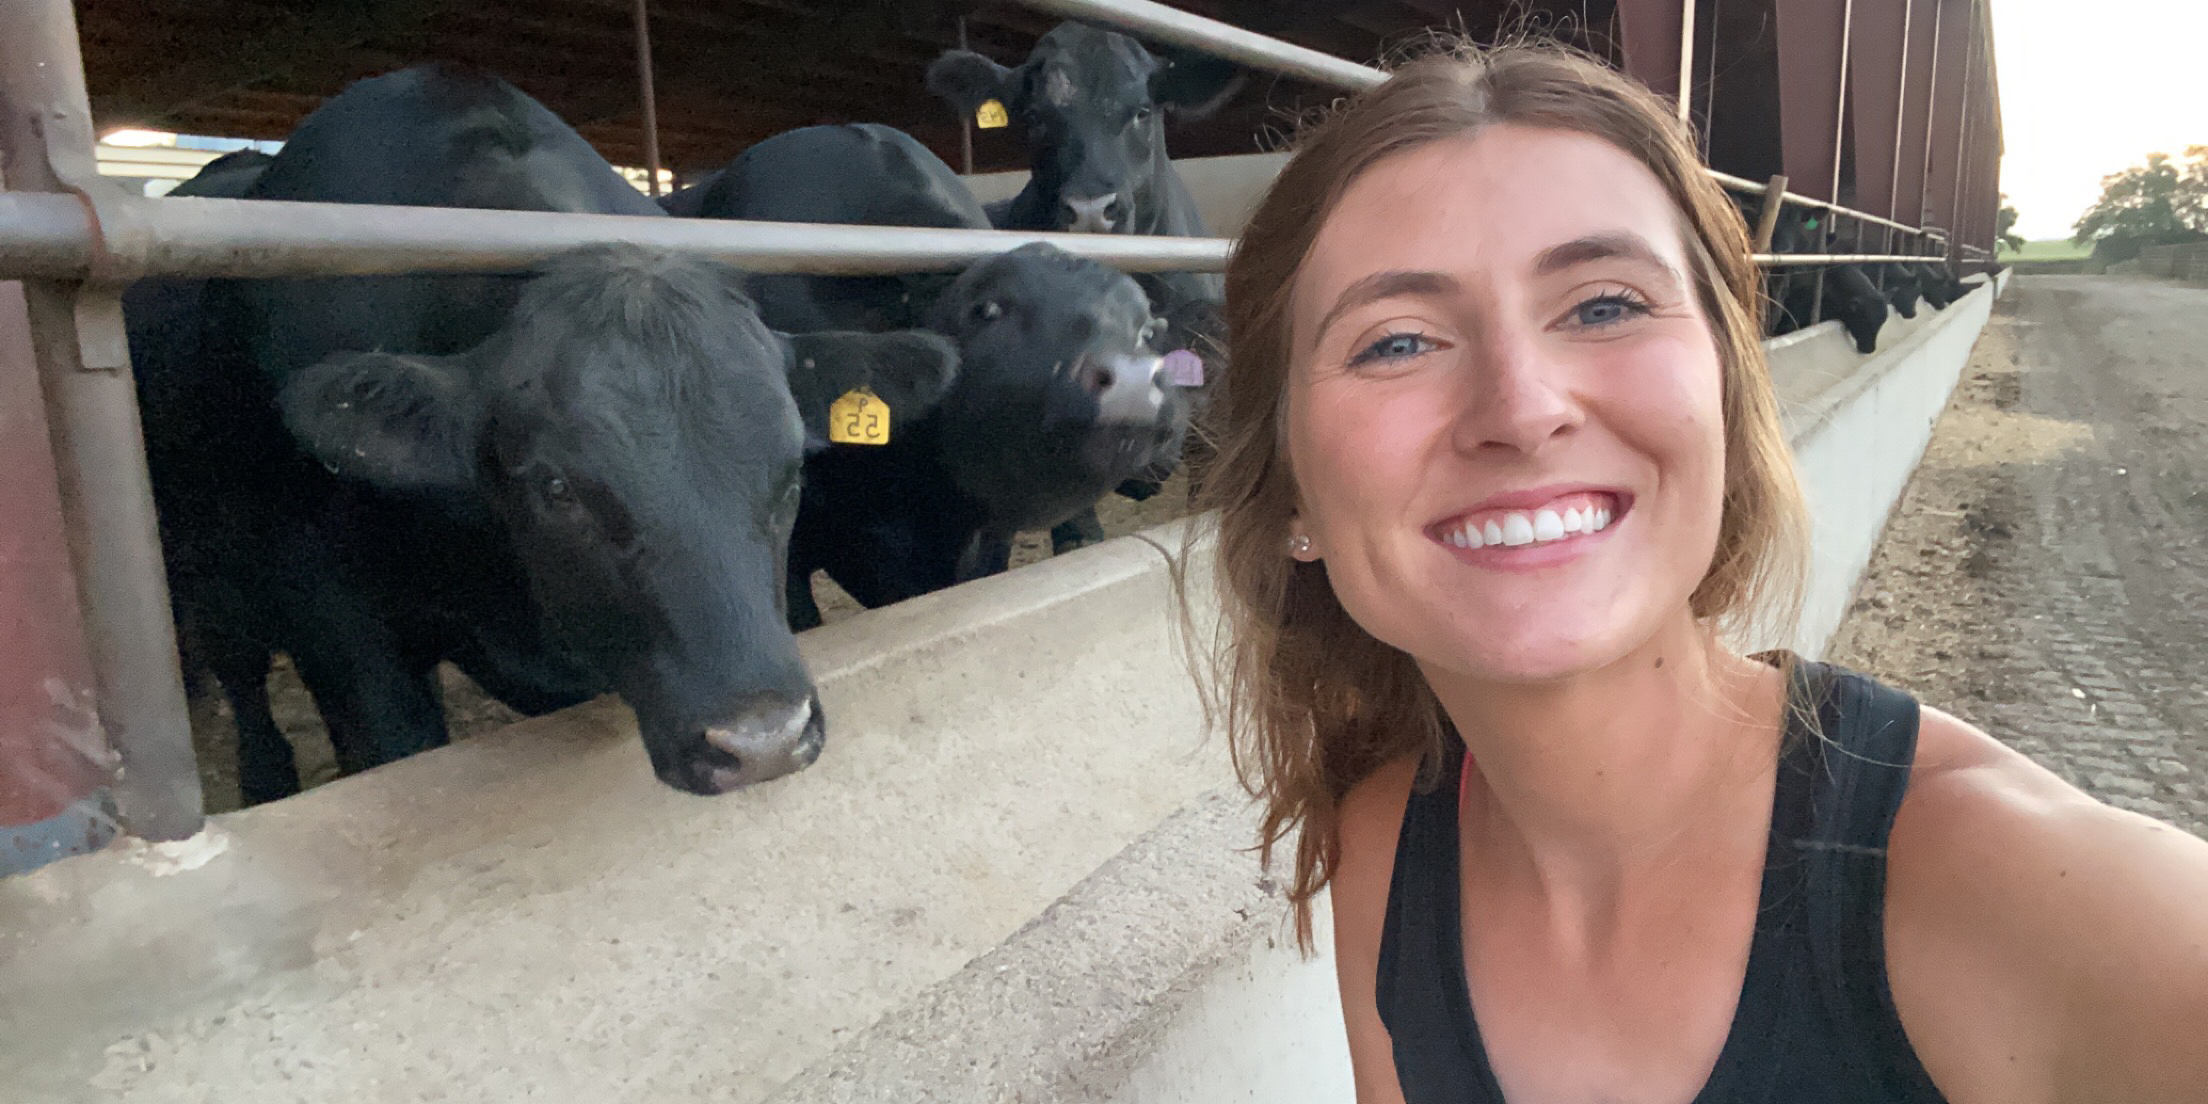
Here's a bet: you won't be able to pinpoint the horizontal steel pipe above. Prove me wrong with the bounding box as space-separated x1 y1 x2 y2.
1749 253 1948 265
1008 0 1387 90
0 192 1233 281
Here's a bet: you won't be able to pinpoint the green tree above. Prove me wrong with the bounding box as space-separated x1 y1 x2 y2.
2071 147 2208 263
1997 195 2026 254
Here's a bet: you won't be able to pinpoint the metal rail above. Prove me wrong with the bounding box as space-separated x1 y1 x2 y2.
0 193 1233 281
1009 0 1386 90
1751 253 1944 266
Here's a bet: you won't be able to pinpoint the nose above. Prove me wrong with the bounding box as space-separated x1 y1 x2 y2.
1080 353 1165 425
1452 337 1582 456
1062 193 1123 232
698 697 823 791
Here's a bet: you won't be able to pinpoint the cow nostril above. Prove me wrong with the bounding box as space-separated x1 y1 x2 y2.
1081 362 1115 395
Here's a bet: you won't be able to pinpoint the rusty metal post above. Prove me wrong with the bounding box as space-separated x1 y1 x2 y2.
633 0 664 196
0 0 204 841
1753 174 1790 251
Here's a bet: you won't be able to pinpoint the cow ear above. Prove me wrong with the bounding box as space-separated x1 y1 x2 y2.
278 350 483 493
782 330 960 453
927 50 1016 117
1151 51 1243 120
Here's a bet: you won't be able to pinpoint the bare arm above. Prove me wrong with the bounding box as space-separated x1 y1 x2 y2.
1331 758 1420 1104
1887 707 2208 1104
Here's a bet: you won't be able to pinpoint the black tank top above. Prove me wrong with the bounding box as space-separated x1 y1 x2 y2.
1374 658 1950 1103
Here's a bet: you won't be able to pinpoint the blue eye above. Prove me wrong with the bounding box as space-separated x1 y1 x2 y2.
1572 293 1649 329
1351 331 1436 365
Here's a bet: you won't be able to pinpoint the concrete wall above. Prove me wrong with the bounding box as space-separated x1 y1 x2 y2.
0 278 2001 1103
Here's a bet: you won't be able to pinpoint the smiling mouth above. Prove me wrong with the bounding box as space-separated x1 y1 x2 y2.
1432 491 1628 551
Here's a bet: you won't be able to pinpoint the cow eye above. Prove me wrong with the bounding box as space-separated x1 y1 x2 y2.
1131 105 1153 127
1140 320 1164 345
541 474 575 504
971 300 1002 324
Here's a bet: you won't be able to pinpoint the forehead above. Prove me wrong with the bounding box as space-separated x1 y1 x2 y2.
959 251 1152 315
1030 35 1152 105
1293 126 1692 323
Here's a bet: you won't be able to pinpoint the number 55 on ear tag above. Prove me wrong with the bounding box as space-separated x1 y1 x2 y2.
829 388 891 446
975 99 1009 129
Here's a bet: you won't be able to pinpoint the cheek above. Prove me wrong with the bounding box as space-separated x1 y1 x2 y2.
1287 376 1453 541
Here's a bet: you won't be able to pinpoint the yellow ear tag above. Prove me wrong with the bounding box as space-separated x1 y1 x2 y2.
828 388 891 446
975 99 1010 129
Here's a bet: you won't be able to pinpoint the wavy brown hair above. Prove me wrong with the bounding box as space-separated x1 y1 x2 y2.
1189 40 1809 948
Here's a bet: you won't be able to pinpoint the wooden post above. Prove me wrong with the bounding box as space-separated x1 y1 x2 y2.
1753 174 1790 251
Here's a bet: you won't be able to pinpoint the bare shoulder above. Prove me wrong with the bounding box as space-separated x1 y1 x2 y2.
1885 704 2208 1104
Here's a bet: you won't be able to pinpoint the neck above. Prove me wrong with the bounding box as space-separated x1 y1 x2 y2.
1425 619 1785 898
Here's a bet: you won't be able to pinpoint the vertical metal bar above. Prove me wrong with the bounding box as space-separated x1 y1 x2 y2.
0 0 203 839
633 0 664 197
958 17 975 177
1677 0 1699 124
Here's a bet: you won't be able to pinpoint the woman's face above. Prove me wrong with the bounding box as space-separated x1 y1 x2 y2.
1284 124 1729 685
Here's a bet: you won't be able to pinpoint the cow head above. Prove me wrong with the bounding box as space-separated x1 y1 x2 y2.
927 23 1241 233
924 242 1187 532
278 245 957 794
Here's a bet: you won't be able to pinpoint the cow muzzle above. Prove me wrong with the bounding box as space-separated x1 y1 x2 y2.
1078 352 1166 426
1061 193 1124 233
695 697 824 792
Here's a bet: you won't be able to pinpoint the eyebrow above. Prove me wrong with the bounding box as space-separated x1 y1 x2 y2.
1313 269 1462 345
1533 232 1680 280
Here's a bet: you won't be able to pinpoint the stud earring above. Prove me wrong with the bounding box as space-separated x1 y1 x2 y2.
1287 533 1313 558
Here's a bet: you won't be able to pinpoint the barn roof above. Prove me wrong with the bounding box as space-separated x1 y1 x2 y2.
75 0 1614 178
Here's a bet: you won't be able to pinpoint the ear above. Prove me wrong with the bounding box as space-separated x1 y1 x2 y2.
782 330 960 452
1151 51 1243 120
926 50 1016 118
278 350 482 494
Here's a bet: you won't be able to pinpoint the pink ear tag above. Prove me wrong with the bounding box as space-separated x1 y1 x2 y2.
1161 348 1205 387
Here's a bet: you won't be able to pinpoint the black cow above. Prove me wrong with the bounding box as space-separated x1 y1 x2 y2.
163 148 275 199
130 65 956 803
667 125 1186 627
925 23 1236 498
782 241 1181 629
1761 207 1890 354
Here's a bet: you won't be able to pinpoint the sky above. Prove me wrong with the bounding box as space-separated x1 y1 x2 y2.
1994 0 2207 240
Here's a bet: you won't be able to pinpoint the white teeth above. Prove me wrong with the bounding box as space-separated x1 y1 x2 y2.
1447 498 1618 553
1532 509 1565 542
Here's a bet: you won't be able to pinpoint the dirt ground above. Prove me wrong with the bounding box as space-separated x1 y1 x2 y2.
188 472 1196 813
1824 276 2208 835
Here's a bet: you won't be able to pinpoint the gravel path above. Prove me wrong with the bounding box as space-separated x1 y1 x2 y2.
1827 275 2208 835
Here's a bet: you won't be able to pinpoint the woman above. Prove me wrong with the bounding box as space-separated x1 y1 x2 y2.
1196 42 2208 1104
